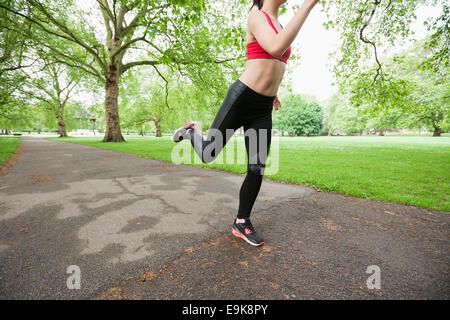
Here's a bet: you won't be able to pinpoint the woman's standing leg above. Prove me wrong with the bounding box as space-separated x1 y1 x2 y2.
231 110 272 247
237 112 272 219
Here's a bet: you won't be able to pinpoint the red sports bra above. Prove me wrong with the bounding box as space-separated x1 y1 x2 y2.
246 10 292 64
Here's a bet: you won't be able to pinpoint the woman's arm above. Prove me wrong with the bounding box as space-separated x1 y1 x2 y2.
249 0 319 57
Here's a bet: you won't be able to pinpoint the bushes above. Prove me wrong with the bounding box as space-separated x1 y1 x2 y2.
273 94 324 136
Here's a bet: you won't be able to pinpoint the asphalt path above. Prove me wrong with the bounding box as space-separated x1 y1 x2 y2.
0 137 448 299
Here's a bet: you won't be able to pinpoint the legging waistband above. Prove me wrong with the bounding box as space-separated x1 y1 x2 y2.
234 79 276 104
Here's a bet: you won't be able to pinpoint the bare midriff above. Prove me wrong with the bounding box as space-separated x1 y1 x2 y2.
238 58 286 97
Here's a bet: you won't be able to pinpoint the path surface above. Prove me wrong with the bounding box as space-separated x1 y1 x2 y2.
0 137 448 299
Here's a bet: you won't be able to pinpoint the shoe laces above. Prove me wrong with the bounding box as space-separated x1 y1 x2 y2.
242 219 256 234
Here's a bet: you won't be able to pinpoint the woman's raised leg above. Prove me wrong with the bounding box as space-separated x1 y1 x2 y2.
185 81 245 163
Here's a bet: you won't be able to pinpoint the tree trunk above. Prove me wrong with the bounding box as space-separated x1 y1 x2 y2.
379 130 384 136
57 116 68 137
154 119 162 137
103 64 125 142
432 127 442 137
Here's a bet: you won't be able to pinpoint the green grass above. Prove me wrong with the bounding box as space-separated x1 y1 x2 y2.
47 135 450 212
0 137 20 165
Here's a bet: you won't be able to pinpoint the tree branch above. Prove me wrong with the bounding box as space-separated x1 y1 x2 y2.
150 64 171 110
120 60 160 74
26 0 107 72
359 0 383 84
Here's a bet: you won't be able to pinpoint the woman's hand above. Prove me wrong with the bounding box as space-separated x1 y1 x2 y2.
273 96 281 111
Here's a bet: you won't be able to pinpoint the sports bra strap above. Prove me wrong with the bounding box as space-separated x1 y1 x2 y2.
260 10 281 34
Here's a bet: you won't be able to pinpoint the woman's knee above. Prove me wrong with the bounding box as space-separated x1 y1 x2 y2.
247 163 266 176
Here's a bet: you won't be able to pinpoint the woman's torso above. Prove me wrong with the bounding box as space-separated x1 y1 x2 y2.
238 11 287 97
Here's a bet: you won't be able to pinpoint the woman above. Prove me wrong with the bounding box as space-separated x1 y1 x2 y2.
173 0 319 246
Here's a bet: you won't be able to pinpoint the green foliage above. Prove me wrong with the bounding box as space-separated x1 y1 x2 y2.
118 65 223 134
323 0 420 83
396 38 449 133
347 71 416 114
322 0 447 128
333 103 369 134
1 0 447 139
0 102 35 131
0 0 32 128
325 10 449 136
273 94 324 136
0 0 251 140
420 0 449 73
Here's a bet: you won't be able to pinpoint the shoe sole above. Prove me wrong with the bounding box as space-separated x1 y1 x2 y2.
232 227 264 247
172 130 184 142
172 122 198 142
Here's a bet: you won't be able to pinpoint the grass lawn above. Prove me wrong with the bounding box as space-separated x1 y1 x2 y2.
47 135 450 212
0 137 21 166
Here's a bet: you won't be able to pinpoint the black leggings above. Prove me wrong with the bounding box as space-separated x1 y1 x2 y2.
186 79 275 219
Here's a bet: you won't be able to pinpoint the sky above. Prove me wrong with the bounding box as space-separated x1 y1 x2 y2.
279 3 443 103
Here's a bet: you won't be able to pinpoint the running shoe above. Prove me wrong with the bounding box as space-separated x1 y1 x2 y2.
173 121 198 142
232 218 265 247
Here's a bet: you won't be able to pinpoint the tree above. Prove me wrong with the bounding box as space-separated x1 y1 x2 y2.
420 0 449 75
332 102 369 135
323 92 345 136
365 108 402 136
19 60 78 137
119 64 220 137
0 0 248 142
347 36 449 136
119 67 171 137
273 94 324 136
0 101 35 134
397 38 449 136
0 0 33 85
0 0 35 132
321 0 446 118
